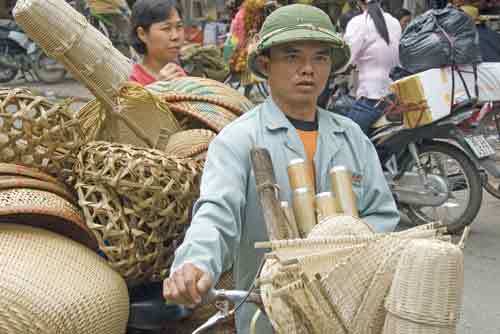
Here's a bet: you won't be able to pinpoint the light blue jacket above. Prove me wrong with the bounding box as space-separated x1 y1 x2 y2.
171 97 399 334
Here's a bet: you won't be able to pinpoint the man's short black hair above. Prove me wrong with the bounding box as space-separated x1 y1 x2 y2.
129 0 183 55
394 8 411 21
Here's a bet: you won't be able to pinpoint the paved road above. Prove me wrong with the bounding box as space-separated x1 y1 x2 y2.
1 79 500 333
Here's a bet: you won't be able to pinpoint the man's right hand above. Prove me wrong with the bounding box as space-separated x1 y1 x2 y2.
163 263 213 306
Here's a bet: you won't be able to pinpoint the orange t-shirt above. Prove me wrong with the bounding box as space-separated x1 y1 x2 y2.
296 129 318 191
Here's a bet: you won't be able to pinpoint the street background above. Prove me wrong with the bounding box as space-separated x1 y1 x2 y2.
1 78 499 334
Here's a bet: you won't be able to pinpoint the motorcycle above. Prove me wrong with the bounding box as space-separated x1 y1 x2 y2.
369 98 499 233
0 19 66 83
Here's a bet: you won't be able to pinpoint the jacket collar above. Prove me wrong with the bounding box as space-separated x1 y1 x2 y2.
262 96 345 134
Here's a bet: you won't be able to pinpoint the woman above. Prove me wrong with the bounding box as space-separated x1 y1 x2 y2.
129 0 186 85
342 0 401 133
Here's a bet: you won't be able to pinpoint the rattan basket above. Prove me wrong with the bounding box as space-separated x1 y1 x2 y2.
164 128 216 159
13 0 132 112
383 239 464 332
77 77 254 145
0 223 129 334
0 88 85 183
74 141 204 284
0 187 97 250
308 215 375 238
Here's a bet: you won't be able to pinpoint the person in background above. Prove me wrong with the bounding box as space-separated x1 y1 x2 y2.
342 0 401 133
395 7 412 31
462 5 500 62
129 0 187 85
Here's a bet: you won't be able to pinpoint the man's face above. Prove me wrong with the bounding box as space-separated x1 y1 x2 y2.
400 15 411 31
259 41 332 105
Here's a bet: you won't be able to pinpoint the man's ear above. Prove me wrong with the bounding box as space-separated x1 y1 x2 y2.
257 55 270 76
137 26 148 44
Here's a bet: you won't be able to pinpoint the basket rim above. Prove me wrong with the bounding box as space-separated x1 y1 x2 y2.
0 189 97 250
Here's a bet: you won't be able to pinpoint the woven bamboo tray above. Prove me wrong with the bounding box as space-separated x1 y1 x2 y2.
0 88 86 184
14 0 132 112
0 224 129 334
74 141 204 284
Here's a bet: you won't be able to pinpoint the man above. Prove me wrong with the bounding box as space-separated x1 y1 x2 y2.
395 7 412 31
164 4 400 334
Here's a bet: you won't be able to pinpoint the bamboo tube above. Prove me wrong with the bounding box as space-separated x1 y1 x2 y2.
292 187 316 238
329 166 359 217
315 192 342 222
287 158 314 191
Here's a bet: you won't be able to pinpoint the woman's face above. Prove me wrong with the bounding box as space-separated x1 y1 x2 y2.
138 8 185 63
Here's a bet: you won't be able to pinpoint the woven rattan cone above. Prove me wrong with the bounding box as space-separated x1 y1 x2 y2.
0 88 85 183
74 141 204 283
164 128 216 159
384 239 464 328
319 238 406 331
308 215 375 238
14 0 132 112
0 224 129 334
0 188 97 250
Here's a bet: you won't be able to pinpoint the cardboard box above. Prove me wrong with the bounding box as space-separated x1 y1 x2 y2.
391 63 500 128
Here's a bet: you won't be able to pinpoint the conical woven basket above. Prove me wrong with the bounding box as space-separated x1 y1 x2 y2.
0 224 129 334
13 0 132 111
0 88 85 184
74 141 204 283
164 128 216 159
384 239 464 329
0 187 97 250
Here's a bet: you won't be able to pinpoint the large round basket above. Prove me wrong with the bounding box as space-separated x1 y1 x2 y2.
0 223 129 334
74 141 204 284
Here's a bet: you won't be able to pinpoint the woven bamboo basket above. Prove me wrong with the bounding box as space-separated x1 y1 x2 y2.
164 128 217 159
0 224 129 334
74 141 204 284
0 88 86 184
13 0 132 112
77 77 254 146
383 239 464 333
308 215 375 238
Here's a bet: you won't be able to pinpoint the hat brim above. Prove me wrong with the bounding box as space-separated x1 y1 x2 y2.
248 29 351 79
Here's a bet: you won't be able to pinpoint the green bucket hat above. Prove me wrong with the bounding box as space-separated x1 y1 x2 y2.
248 4 351 79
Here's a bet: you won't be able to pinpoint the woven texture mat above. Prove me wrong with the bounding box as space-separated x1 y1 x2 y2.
0 224 129 334
0 88 85 184
74 141 204 284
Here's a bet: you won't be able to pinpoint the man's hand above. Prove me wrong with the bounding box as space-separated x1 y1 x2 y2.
158 63 186 81
163 263 212 306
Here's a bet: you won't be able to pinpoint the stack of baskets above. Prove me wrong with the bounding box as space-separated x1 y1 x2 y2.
0 161 130 334
254 157 465 334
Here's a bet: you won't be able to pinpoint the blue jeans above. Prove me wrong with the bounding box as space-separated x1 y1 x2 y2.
345 98 384 134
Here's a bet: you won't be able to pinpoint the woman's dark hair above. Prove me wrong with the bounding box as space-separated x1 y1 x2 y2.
130 0 183 54
394 8 411 21
361 0 390 45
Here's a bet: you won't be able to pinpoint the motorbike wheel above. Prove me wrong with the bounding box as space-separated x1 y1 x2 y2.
479 108 500 199
400 142 483 234
32 51 66 83
0 40 19 83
